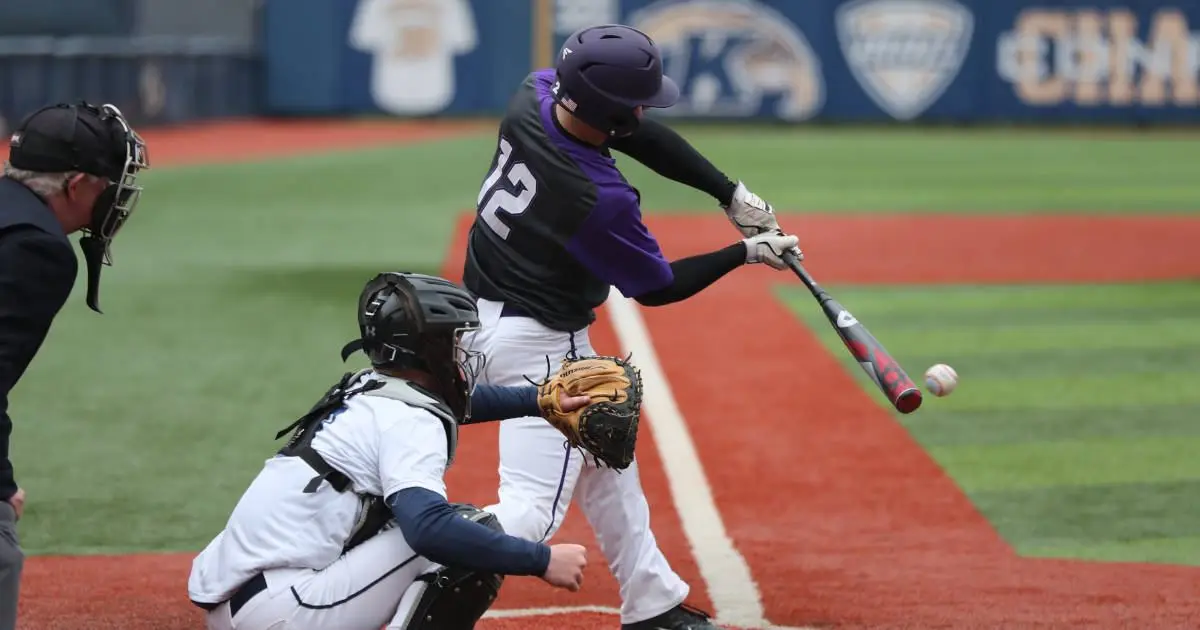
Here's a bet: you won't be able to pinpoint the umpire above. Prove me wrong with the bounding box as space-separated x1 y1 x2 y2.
0 102 149 629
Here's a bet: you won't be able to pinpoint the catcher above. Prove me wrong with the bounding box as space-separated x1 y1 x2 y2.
188 272 641 630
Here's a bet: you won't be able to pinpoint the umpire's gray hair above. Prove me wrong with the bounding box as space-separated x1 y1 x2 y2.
2 161 81 198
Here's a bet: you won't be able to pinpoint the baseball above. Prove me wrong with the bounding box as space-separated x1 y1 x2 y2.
924 364 958 397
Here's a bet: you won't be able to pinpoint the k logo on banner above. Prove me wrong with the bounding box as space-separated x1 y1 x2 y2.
836 0 973 120
628 0 825 121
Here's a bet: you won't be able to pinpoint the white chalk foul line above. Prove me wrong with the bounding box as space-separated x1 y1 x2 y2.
482 605 814 629
482 605 621 618
604 288 771 629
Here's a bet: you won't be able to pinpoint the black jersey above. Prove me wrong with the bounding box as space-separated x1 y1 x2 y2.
0 177 77 501
462 69 674 332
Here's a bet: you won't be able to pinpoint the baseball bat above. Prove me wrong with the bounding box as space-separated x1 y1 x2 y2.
782 251 923 414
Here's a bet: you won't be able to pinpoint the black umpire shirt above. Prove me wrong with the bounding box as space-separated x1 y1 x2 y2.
0 176 77 501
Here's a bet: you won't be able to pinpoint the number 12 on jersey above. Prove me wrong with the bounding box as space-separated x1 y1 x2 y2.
477 137 538 240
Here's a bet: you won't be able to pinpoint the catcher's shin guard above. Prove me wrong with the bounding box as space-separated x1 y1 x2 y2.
391 504 506 629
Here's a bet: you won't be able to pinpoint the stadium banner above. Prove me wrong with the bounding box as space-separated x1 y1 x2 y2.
0 36 259 135
260 0 1200 123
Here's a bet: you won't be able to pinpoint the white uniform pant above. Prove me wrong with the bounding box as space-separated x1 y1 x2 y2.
203 526 437 630
463 298 689 624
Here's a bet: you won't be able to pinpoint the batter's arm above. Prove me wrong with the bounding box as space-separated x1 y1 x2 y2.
608 119 793 252
618 230 798 307
631 243 747 307
567 195 793 307
607 117 738 205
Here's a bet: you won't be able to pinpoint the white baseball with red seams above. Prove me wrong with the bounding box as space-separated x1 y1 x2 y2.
924 364 958 397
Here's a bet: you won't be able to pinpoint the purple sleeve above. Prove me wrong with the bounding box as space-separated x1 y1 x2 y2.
566 190 674 298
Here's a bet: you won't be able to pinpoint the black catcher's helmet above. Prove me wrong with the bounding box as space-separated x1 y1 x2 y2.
340 272 484 420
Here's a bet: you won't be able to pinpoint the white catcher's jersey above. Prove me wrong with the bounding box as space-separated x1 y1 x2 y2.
187 371 451 604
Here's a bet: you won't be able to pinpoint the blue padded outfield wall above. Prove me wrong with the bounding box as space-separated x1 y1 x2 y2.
2 0 1197 128
261 0 1200 123
0 0 258 133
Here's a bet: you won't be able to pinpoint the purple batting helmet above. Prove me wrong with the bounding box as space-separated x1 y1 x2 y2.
552 24 680 137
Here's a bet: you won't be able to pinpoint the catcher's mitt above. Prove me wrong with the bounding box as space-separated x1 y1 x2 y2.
533 354 644 470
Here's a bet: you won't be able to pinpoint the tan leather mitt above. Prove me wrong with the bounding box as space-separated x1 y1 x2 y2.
535 355 644 470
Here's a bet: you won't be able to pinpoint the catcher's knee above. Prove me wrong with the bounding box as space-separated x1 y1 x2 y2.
449 503 503 532
392 504 506 630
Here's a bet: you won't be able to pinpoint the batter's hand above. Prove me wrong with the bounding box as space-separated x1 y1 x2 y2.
543 543 588 591
743 231 801 270
724 182 802 262
723 181 781 236
7 487 24 521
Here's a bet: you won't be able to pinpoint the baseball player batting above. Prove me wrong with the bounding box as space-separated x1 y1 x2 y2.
188 272 619 630
460 24 800 630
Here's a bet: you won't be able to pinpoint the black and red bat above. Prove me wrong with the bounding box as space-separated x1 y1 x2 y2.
782 251 922 414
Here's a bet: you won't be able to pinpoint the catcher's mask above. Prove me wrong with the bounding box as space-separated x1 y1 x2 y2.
8 101 150 313
340 272 486 421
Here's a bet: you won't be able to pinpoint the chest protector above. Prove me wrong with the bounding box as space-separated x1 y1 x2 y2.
274 369 459 552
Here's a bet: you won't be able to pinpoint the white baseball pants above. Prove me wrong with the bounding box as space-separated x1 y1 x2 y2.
202 525 438 630
462 298 689 624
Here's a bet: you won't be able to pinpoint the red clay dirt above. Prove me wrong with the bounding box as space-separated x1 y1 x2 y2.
13 119 1200 630
441 213 1200 630
631 215 1200 629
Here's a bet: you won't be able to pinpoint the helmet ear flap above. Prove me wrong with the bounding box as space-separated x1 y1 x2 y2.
359 292 387 353
352 274 414 366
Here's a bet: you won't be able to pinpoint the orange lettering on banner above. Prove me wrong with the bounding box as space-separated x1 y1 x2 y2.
1005 8 1200 107
1107 10 1137 105
1139 10 1198 106
1074 10 1105 105
1014 10 1070 104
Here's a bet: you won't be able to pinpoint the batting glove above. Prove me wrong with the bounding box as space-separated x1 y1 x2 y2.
723 181 781 237
743 231 801 270
724 181 803 260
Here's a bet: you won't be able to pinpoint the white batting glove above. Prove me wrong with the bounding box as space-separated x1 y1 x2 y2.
723 181 781 238
724 181 803 260
743 231 801 270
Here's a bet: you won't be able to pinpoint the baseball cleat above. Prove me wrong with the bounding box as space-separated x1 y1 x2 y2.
620 603 726 629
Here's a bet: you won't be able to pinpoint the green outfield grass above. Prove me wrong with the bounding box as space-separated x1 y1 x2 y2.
781 281 1200 566
9 125 1200 556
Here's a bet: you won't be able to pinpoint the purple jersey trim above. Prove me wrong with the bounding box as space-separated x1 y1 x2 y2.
532 70 673 298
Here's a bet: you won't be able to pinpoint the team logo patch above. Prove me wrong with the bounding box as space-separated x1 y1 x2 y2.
836 0 973 120
627 0 825 121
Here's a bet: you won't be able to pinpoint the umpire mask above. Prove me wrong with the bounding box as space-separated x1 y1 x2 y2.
9 102 150 313
78 104 150 313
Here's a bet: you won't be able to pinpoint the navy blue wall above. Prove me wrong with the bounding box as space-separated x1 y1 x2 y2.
3 0 1197 129
261 0 1200 123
